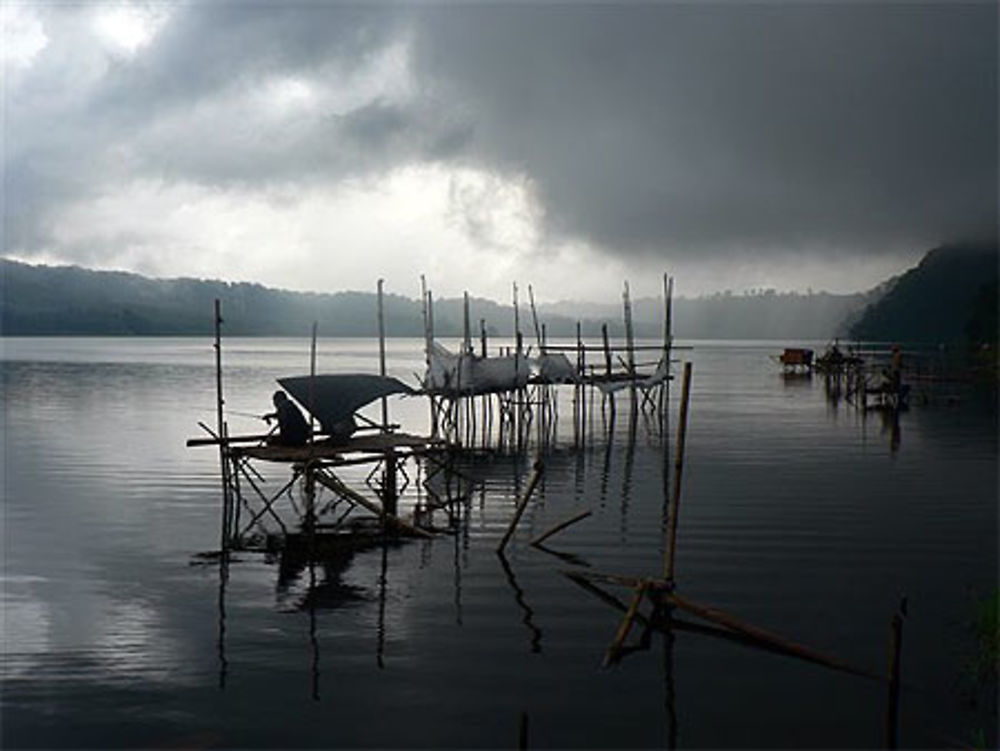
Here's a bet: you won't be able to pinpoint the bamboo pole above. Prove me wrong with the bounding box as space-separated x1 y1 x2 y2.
530 510 592 548
603 580 650 667
221 422 233 545
188 432 278 447
528 284 542 351
496 460 545 553
304 313 317 536
383 448 398 517
544 343 677 353
623 283 636 374
623 282 637 413
463 291 472 355
427 288 438 436
313 471 432 539
660 274 674 425
565 570 882 681
562 569 644 588
574 321 583 447
663 362 693 581
601 324 613 377
309 321 318 445
377 279 388 431
513 282 520 346
421 275 430 365
662 590 880 680
213 299 231 552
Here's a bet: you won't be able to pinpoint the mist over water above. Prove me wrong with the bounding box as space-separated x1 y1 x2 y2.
2 338 996 748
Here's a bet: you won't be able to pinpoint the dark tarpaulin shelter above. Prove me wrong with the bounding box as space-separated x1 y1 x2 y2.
278 374 413 435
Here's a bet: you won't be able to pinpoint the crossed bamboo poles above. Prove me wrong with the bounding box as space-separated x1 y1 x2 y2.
495 361 907 747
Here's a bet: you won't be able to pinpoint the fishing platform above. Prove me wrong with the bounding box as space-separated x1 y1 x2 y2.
189 274 678 556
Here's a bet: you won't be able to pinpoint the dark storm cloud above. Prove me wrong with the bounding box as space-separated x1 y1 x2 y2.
408 2 997 258
5 1 996 268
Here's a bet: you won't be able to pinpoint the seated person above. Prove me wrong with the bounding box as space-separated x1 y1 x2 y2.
263 390 310 446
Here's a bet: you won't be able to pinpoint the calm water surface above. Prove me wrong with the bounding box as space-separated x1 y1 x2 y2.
2 337 996 748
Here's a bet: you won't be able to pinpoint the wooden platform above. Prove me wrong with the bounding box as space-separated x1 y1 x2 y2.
235 432 446 463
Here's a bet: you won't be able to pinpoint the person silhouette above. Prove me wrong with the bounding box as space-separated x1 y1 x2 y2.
263 390 310 446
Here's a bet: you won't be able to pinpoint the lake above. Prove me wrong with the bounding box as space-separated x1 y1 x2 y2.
1 337 996 748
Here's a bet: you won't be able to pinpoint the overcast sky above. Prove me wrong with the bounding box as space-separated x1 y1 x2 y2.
3 1 996 303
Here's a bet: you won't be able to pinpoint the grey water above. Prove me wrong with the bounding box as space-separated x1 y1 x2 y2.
2 337 996 749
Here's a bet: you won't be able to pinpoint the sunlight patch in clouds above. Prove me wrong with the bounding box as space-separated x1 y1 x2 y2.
91 2 170 56
1 4 49 68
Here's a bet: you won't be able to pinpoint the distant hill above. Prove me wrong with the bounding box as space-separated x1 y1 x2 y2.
2 257 868 339
848 243 999 345
541 289 870 341
0 259 595 338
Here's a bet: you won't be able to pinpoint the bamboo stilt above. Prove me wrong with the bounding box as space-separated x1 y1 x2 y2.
528 284 542 351
496 460 545 553
623 282 637 410
603 580 650 667
663 362 693 581
662 590 880 680
313 471 432 539
213 299 230 552
530 510 592 548
309 321 318 444
377 279 388 431
565 570 885 682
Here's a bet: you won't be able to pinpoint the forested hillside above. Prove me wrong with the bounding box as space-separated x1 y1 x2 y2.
3 257 872 339
848 243 998 345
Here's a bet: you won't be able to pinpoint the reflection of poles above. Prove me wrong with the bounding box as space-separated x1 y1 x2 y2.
620 405 637 539
216 553 229 690
307 555 320 701
663 627 678 750
600 417 614 510
497 552 542 653
517 711 529 750
453 510 463 625
305 458 320 700
885 599 906 749
376 534 389 669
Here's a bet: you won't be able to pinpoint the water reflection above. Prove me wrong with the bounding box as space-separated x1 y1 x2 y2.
496 552 543 654
275 536 376 611
4 342 996 748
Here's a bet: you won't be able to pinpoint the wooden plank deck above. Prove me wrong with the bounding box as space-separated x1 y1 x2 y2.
235 432 446 463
